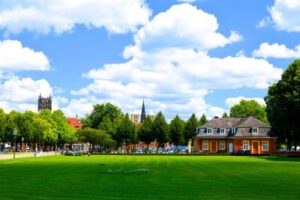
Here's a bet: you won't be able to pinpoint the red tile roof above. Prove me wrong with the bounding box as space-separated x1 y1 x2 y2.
68 118 82 129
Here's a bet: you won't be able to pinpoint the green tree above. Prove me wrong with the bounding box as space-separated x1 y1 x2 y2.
184 113 199 144
52 110 76 144
230 100 268 123
85 103 122 129
139 116 155 150
265 59 300 149
153 111 169 152
116 114 137 152
199 114 207 126
170 115 185 146
77 128 114 148
222 112 229 118
0 109 7 142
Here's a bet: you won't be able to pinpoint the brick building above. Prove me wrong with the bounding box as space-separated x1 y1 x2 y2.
194 116 277 154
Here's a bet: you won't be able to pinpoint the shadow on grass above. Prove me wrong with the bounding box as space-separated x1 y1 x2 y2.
255 155 300 162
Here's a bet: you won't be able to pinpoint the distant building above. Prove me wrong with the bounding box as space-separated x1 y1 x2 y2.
68 118 82 129
38 95 52 111
141 100 146 123
130 114 141 124
130 100 149 124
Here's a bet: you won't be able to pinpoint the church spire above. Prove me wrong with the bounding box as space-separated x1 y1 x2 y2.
140 99 146 123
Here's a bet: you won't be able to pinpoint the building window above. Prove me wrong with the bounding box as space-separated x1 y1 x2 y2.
252 127 258 134
243 141 249 150
231 127 237 134
220 128 226 134
207 128 213 134
219 140 225 150
262 141 269 151
202 140 209 150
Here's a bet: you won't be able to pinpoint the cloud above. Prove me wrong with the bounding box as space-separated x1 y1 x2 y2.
69 4 282 120
0 76 52 103
0 76 55 113
225 96 266 108
0 40 50 71
0 0 151 35
253 42 300 59
266 0 300 32
124 4 242 58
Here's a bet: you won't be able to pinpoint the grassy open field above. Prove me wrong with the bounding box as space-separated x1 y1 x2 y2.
0 155 300 200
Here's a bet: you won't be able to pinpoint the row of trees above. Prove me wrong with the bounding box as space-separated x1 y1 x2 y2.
79 103 208 152
0 109 76 150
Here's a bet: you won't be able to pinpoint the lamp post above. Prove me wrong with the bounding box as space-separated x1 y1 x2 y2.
21 137 24 152
13 128 17 159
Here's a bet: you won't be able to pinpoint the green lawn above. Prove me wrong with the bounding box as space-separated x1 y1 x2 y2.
0 155 300 200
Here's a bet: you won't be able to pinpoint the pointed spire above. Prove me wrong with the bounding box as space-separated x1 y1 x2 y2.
140 99 146 123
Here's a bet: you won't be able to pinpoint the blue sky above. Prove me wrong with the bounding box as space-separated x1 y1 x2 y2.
0 0 299 120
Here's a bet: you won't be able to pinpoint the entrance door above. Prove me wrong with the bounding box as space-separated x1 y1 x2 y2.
228 143 233 153
211 141 217 152
252 142 259 154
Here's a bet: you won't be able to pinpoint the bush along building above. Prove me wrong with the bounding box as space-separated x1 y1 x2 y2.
194 116 277 155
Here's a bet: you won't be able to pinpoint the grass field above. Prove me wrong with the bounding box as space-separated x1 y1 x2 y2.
0 155 300 200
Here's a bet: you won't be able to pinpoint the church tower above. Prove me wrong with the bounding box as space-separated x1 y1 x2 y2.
38 94 52 111
140 99 146 123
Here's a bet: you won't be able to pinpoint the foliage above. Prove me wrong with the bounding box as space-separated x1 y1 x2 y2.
184 113 199 144
116 114 137 147
77 128 114 146
139 115 155 147
0 109 76 147
83 103 122 129
265 59 300 148
153 111 169 149
222 112 229 118
199 114 207 126
230 100 268 123
170 115 185 146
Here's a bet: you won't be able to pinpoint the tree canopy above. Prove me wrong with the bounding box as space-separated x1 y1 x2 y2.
153 111 169 150
170 115 185 146
230 100 268 123
139 115 155 147
184 113 199 144
265 59 300 149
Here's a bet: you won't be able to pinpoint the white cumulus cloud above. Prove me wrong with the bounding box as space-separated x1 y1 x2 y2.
225 96 266 108
124 4 242 59
253 42 300 59
265 0 300 32
0 0 151 35
0 40 50 71
68 4 282 120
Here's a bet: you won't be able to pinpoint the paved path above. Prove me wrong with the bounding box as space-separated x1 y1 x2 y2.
0 152 57 160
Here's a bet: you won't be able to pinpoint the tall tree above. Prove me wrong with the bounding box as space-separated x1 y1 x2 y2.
230 100 268 123
170 115 185 146
153 111 169 152
265 59 300 149
0 109 7 142
199 114 207 126
77 128 114 150
222 112 229 118
85 103 122 129
116 114 137 151
184 113 199 144
139 115 155 150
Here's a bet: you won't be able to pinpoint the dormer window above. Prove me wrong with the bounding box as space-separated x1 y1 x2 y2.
207 128 212 134
220 128 226 134
231 127 237 134
252 127 258 134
